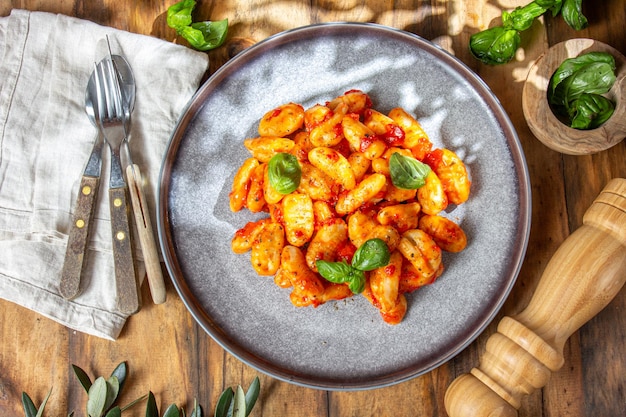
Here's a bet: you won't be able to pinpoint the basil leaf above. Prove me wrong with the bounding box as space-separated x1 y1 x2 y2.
347 269 366 294
568 93 615 129
389 153 431 190
268 153 302 194
166 0 195 31
504 2 549 31
351 238 390 272
561 0 588 30
316 260 366 294
549 52 615 96
536 0 563 16
551 62 616 109
469 26 521 65
316 260 353 283
167 0 228 51
188 19 229 51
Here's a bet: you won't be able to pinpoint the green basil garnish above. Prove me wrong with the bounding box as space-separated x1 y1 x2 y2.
268 153 302 195
351 238 391 271
316 238 390 294
548 52 617 129
167 0 228 51
389 153 431 190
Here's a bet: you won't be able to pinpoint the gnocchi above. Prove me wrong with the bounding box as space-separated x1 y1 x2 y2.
229 90 471 324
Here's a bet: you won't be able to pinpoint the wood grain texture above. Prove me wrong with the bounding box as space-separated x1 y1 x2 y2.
60 174 100 299
1 1 625 417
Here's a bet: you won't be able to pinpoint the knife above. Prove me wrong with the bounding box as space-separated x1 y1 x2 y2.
59 66 104 299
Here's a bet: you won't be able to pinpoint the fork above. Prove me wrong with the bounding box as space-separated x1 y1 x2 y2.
93 59 141 315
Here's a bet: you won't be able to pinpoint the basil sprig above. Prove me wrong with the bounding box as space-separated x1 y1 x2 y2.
549 52 617 129
469 0 588 65
268 153 302 195
316 238 391 294
389 153 431 190
167 0 228 51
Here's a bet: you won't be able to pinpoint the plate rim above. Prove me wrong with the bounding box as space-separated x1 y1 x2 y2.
157 22 532 391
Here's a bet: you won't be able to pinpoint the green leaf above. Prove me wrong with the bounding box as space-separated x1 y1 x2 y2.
189 399 202 417
551 62 616 109
549 52 615 96
561 0 588 30
167 0 196 31
87 377 108 417
469 26 521 65
215 387 234 417
22 392 38 417
104 406 121 417
346 269 366 294
351 238 391 271
109 362 128 393
120 394 148 412
104 376 119 412
244 377 260 417
503 2 548 31
163 404 181 417
145 392 159 417
568 93 615 129
36 389 53 417
389 153 431 190
232 386 246 417
268 153 302 194
72 364 93 393
316 260 352 283
189 19 229 51
535 0 563 16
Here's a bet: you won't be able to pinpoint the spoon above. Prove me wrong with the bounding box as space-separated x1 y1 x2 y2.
59 64 107 299
113 55 167 305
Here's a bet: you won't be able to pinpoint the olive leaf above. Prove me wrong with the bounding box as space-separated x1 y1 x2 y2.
214 387 233 417
87 377 108 417
21 389 52 417
104 406 121 417
72 364 93 393
215 376 260 417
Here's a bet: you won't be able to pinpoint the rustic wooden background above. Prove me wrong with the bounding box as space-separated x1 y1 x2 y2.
1 1 624 416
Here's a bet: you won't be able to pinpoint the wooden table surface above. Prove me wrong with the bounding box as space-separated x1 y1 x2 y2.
1 1 625 416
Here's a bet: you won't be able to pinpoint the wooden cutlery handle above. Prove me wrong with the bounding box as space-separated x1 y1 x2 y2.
109 186 141 315
126 164 166 304
444 178 626 417
60 175 100 299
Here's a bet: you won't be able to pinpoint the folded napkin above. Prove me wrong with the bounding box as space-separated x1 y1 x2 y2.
0 9 209 340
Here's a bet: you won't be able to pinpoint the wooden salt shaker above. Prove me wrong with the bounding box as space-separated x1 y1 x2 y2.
444 178 626 417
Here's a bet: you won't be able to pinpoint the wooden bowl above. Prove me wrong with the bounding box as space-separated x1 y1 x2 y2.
522 39 626 155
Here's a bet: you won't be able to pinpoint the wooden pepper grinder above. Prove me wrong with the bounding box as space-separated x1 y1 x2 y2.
444 178 626 417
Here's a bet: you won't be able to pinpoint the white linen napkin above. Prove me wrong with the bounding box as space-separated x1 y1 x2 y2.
0 9 209 340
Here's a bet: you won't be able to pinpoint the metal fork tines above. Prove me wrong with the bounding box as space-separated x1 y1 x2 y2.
93 59 141 315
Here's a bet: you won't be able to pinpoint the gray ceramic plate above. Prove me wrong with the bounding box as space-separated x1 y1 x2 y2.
158 23 531 390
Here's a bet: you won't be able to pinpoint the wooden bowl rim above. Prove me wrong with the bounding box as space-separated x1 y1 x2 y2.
522 38 626 155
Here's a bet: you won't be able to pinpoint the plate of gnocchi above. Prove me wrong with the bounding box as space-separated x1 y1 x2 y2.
158 22 531 390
